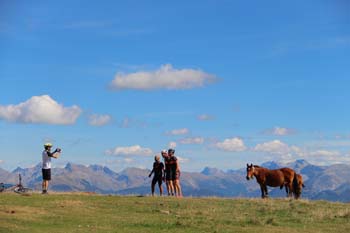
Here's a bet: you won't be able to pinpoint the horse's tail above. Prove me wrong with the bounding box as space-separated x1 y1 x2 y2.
293 173 300 199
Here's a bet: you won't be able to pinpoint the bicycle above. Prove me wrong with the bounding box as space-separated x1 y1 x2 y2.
1 174 33 194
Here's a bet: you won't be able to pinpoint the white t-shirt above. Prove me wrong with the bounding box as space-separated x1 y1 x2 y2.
42 150 52 169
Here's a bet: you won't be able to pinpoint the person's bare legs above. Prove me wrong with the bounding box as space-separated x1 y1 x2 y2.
174 180 182 197
165 180 170 195
151 182 155 196
167 180 175 196
159 183 163 196
42 180 49 193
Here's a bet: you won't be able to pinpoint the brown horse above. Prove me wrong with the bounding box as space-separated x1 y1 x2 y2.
293 173 304 199
246 164 287 198
278 167 298 197
280 171 305 199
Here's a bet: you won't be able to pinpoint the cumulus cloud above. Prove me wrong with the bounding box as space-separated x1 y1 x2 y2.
301 149 348 165
215 137 247 152
110 64 218 90
88 114 112 126
263 127 296 136
106 145 153 156
179 137 204 145
254 140 292 155
166 128 190 136
253 140 304 163
253 139 350 165
197 114 214 121
123 158 134 163
307 150 340 157
0 95 82 125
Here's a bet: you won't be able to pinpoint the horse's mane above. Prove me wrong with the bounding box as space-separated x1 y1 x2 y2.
253 165 261 168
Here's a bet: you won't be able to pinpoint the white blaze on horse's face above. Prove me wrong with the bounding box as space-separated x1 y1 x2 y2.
246 164 255 180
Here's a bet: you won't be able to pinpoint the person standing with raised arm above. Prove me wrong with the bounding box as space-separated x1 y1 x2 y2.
148 155 164 196
42 143 61 194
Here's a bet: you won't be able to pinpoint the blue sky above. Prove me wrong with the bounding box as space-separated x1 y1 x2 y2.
1 0 350 172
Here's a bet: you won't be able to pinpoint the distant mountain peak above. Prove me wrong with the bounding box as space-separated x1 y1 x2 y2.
260 161 281 169
65 163 73 171
89 164 104 171
89 164 117 176
201 167 224 176
65 163 84 171
295 159 310 165
287 159 310 172
121 167 147 173
12 166 25 173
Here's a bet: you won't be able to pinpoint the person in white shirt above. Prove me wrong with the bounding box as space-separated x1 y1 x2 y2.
42 143 61 194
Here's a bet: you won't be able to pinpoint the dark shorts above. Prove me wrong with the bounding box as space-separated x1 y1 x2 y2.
171 170 180 181
165 170 172 181
42 169 51 181
152 176 162 186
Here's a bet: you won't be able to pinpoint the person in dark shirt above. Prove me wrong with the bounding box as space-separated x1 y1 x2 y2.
148 155 164 196
168 148 182 197
162 150 175 196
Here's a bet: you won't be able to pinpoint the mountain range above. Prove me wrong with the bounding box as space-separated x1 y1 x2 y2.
1 160 350 202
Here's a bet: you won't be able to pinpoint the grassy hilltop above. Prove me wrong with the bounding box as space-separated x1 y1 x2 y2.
0 193 349 233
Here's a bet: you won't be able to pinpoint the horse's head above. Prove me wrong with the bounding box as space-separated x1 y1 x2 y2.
246 163 254 180
294 174 304 199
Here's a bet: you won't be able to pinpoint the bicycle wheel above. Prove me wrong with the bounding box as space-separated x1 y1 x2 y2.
14 187 32 194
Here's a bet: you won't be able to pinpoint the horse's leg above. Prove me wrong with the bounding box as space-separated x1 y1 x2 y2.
288 182 293 197
264 185 269 198
285 184 289 197
260 184 265 198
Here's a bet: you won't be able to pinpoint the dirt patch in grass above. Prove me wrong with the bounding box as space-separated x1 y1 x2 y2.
55 199 84 208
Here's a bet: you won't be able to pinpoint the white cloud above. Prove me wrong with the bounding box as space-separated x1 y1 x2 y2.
253 139 350 165
179 137 204 145
301 149 348 165
110 64 218 90
166 128 190 136
0 160 3 164
253 140 304 163
263 127 296 136
123 158 134 163
307 150 340 157
306 140 350 148
254 140 291 155
88 114 112 126
0 95 82 125
197 114 214 121
168 141 177 149
215 137 246 152
106 145 153 156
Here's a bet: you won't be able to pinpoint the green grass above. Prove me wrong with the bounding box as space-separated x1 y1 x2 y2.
1 193 350 233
